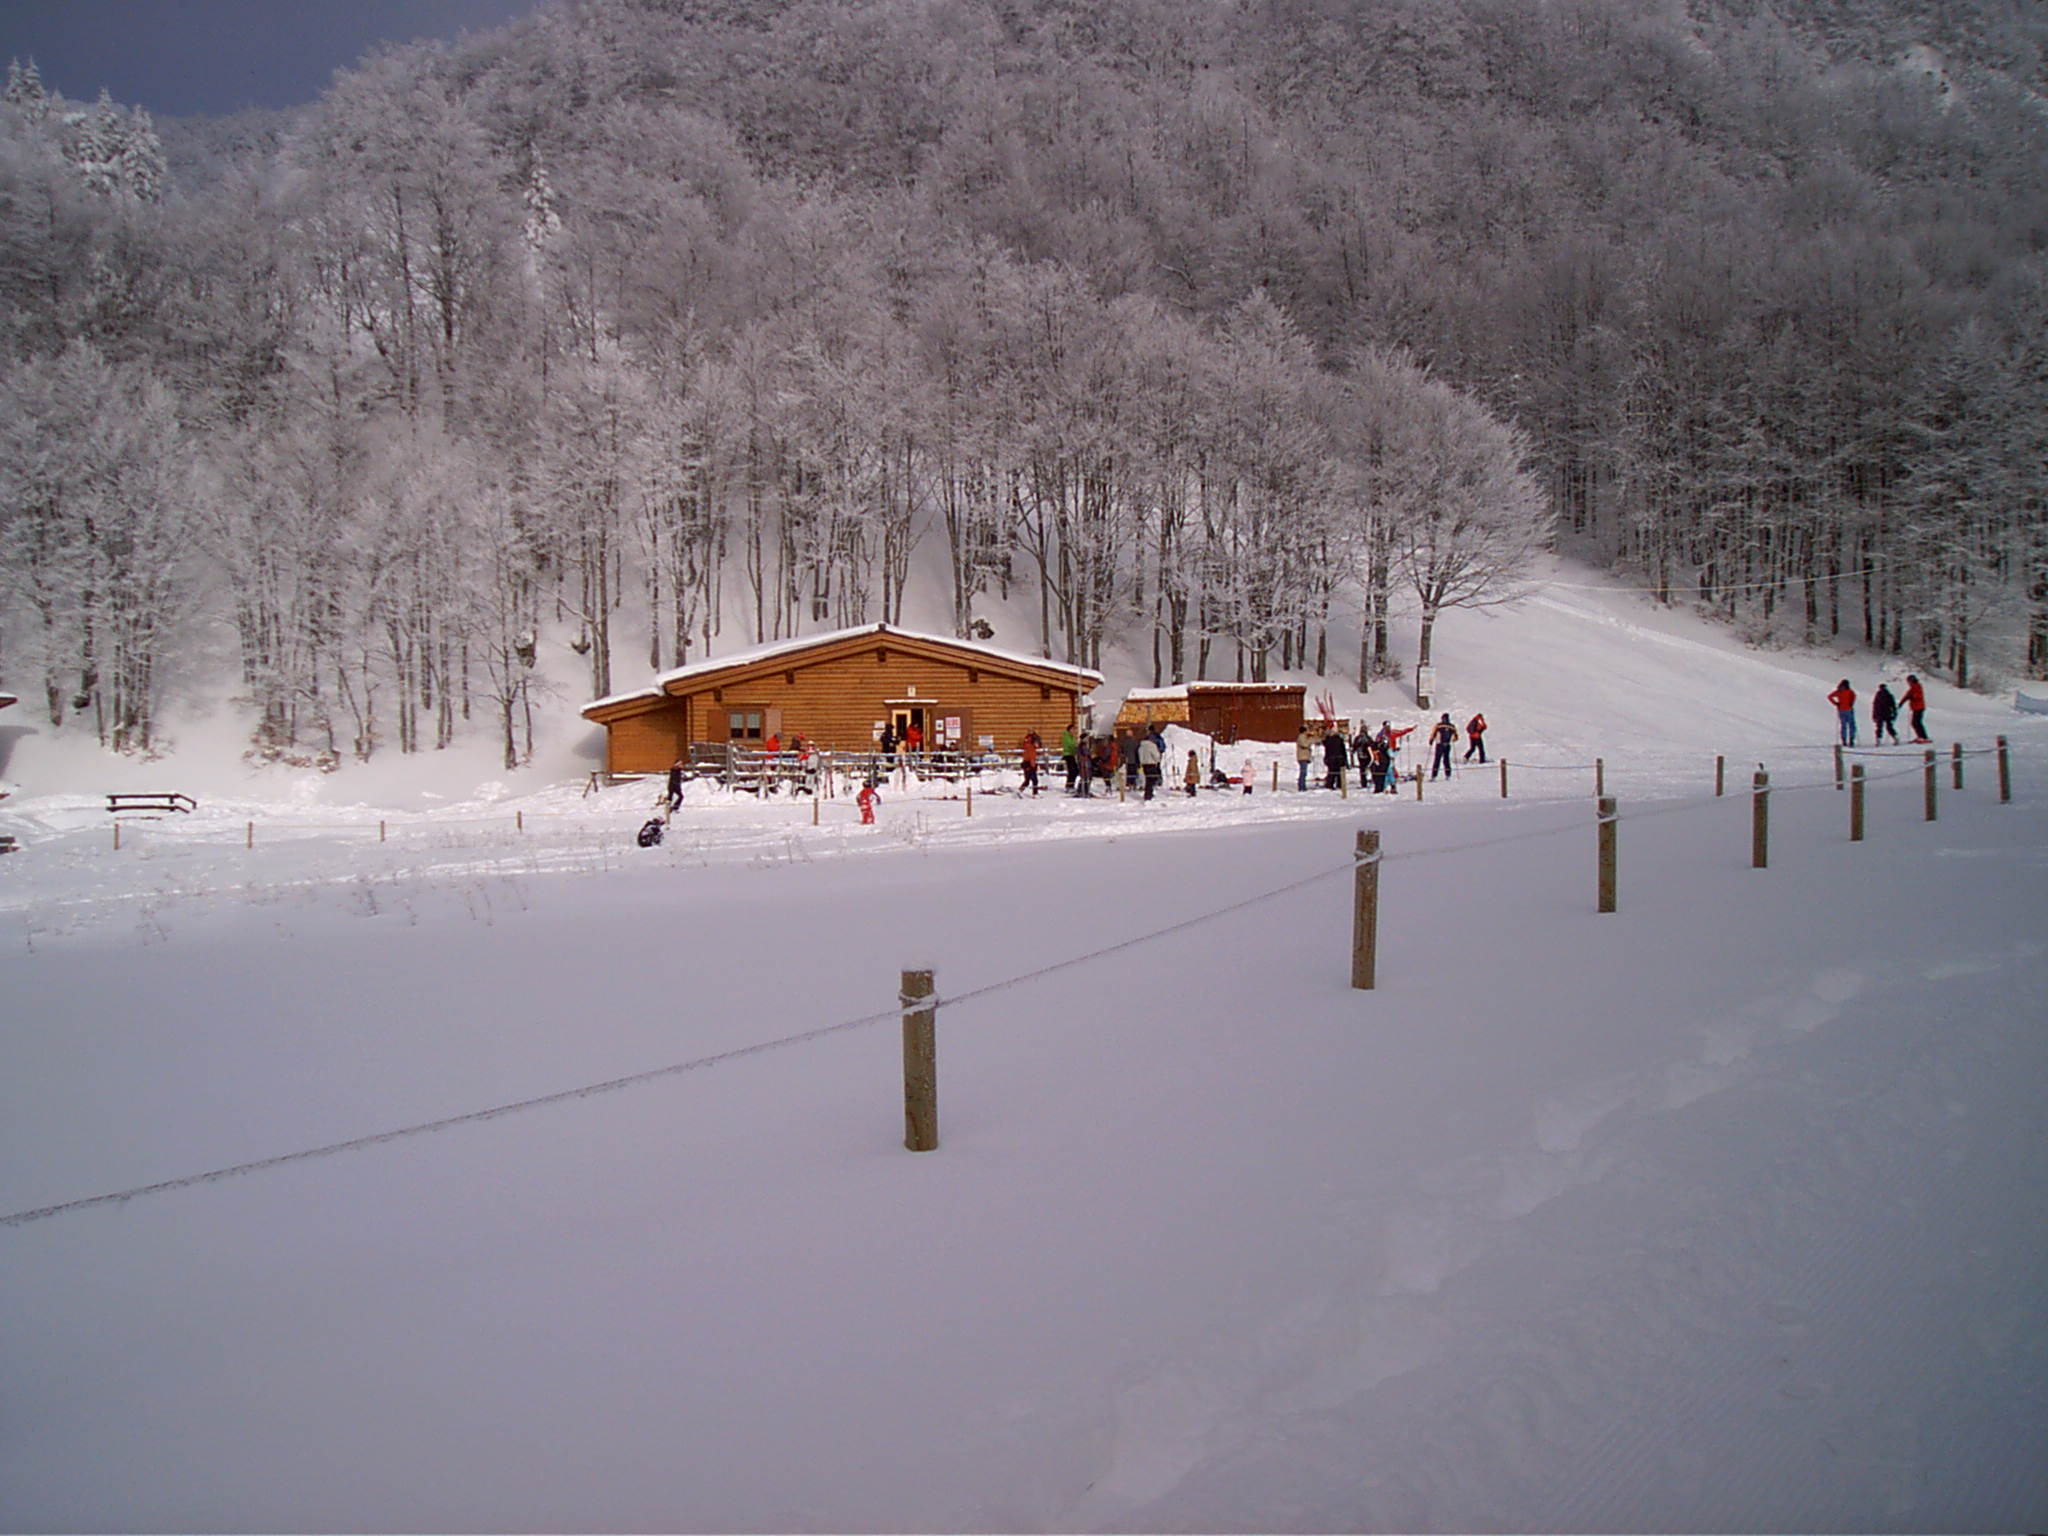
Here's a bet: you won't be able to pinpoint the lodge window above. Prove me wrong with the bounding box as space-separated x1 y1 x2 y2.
727 708 766 742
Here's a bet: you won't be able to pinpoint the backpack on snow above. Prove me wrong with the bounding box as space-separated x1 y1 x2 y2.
636 817 666 848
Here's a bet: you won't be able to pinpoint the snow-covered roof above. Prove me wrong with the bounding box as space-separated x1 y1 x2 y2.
1123 682 1304 703
583 622 1103 714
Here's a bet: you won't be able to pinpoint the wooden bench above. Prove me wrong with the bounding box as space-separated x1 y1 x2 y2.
106 792 197 816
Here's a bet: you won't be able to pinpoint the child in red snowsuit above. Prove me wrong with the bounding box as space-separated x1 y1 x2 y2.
857 782 879 824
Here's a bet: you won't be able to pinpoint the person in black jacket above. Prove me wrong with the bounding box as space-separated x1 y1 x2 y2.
665 758 685 812
1321 727 1348 790
1429 714 1458 779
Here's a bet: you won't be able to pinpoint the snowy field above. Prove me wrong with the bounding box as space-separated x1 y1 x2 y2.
3 573 2047 1532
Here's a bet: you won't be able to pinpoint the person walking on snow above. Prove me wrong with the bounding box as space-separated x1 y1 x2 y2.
1902 675 1930 742
1020 731 1042 796
857 780 880 824
1464 713 1488 762
665 758 685 812
1060 726 1078 790
1827 680 1858 746
1295 726 1316 792
1183 750 1201 797
1428 714 1458 780
1871 685 1900 746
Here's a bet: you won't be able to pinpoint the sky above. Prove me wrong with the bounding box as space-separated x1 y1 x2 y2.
0 0 544 117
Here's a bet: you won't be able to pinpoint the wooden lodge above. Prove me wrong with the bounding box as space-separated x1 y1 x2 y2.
1114 682 1305 744
582 623 1104 775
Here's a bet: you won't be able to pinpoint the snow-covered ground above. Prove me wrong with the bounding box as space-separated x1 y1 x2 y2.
3 568 2045 1532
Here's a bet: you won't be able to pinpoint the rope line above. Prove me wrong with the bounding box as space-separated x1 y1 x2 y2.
7 738 2027 1228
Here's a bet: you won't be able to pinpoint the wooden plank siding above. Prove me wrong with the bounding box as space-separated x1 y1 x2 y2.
585 628 1097 775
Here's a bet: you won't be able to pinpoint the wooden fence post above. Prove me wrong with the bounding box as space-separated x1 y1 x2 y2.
967 783 974 816
1850 763 1865 842
1340 766 1348 799
1951 742 1963 790
113 821 121 851
901 968 938 1153
1414 767 1423 801
1923 749 1938 822
1272 762 1279 794
1351 830 1381 990
1596 796 1618 914
1834 743 1844 791
1595 757 1606 798
1752 769 1770 869
1998 736 2011 803
1499 759 1508 799
516 810 524 833
1716 754 1726 797
813 793 821 826
246 821 254 849
379 820 387 843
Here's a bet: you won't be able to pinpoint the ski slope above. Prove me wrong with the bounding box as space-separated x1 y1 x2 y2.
2 567 2045 1532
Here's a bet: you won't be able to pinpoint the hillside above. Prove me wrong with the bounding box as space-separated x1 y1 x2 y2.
2 566 2045 1531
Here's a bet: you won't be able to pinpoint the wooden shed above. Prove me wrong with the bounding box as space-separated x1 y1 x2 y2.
1114 682 1305 744
582 623 1104 774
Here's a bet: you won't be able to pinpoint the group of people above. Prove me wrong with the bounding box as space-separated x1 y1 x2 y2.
1042 726 1188 801
1827 675 1930 748
1295 712 1491 793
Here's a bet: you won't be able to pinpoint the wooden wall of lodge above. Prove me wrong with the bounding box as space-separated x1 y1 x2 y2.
601 646 1086 774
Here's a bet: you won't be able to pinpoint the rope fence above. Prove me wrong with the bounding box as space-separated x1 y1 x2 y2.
2 734 2033 1227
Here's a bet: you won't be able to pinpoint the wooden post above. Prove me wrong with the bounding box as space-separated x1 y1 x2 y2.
1716 754 1726 797
901 968 938 1153
968 783 975 816
1339 765 1348 800
1271 762 1279 794
516 810 524 833
1951 742 1963 790
113 821 121 851
1596 796 1618 914
1595 757 1605 798
1500 758 1508 799
1833 743 1844 791
379 820 387 843
813 794 821 826
1752 769 1770 869
1998 736 2011 803
1923 749 1937 822
246 821 254 849
1849 763 1865 842
1414 766 1423 801
1351 830 1380 990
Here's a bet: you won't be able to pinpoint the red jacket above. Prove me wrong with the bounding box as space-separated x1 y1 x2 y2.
1903 679 1925 710
1827 687 1855 712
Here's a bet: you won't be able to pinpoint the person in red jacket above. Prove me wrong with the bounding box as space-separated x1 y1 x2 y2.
1827 680 1858 746
1902 674 1930 742
857 780 880 824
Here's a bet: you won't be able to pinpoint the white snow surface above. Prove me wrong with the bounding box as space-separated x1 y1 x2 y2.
3 566 2046 1532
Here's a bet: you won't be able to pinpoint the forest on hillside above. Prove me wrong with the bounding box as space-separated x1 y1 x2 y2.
2 0 2045 766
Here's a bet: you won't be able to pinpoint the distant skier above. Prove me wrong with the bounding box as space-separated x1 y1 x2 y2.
857 780 880 825
1060 726 1078 790
1183 750 1201 797
1902 674 1930 742
1295 726 1316 792
1463 712 1488 762
665 758 685 812
1365 735 1391 794
1020 731 1042 796
1428 714 1458 780
1827 680 1858 746
1871 684 1900 746
1138 730 1162 800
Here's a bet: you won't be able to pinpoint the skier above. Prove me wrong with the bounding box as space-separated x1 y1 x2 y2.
857 779 880 824
1827 680 1858 747
665 757 685 812
1381 721 1416 783
1183 750 1201 797
1428 713 1458 780
1902 674 1930 742
1138 730 1162 800
1365 735 1391 794
1463 712 1488 762
1074 736 1096 798
1871 684 1900 746
1321 726 1348 791
1020 731 1042 796
1060 725 1078 790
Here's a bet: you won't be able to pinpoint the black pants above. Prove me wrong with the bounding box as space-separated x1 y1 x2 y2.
1023 761 1039 794
1465 738 1486 761
1432 744 1452 778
